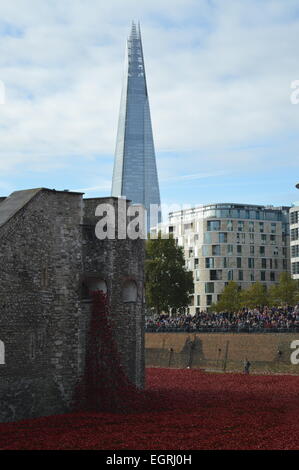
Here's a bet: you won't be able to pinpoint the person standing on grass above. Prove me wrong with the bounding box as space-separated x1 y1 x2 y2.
243 358 251 374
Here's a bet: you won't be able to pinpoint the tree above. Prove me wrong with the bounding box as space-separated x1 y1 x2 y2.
268 272 299 306
240 282 268 308
212 281 241 313
145 233 194 315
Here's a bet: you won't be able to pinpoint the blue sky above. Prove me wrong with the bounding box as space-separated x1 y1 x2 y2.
0 0 299 210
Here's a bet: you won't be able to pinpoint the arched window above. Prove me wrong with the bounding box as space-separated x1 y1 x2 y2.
82 278 107 300
88 279 107 294
122 280 138 303
0 340 5 365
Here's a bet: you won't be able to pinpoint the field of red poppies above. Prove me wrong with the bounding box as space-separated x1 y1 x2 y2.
0 367 299 450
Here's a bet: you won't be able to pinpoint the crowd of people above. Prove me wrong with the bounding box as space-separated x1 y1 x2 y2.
145 306 299 333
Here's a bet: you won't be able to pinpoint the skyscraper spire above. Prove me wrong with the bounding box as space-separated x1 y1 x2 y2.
111 22 161 228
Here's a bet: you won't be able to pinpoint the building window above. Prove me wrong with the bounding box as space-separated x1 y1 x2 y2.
249 221 254 232
210 270 222 280
259 222 264 233
237 245 242 254
237 221 244 232
249 233 254 244
227 270 233 281
205 257 214 268
274 259 278 269
30 333 36 360
41 267 48 288
202 246 209 256
291 245 299 257
238 270 243 281
260 271 266 281
261 234 267 244
195 270 200 281
212 245 221 256
81 278 107 300
205 282 214 294
261 258 267 269
270 272 275 282
291 228 299 241
227 245 233 255
227 220 233 231
271 223 276 233
260 246 265 255
206 295 213 306
223 257 228 268
290 212 299 224
292 262 299 275
250 272 255 282
194 258 199 268
122 280 138 303
204 232 212 244
250 246 255 255
237 257 242 268
169 226 174 233
197 295 200 306
219 232 227 243
270 235 276 244
207 220 220 231
248 258 255 269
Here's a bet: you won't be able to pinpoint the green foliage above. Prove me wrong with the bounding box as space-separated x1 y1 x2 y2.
268 272 299 306
212 281 241 313
213 273 299 313
145 233 194 314
240 282 268 308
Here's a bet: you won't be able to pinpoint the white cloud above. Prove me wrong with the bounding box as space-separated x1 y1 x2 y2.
0 0 298 191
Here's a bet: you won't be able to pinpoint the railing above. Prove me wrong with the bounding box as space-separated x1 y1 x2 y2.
145 325 299 334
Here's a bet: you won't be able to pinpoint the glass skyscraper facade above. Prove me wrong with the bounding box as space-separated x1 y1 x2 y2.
111 22 161 227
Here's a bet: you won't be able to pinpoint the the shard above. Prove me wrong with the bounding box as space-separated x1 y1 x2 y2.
111 22 161 228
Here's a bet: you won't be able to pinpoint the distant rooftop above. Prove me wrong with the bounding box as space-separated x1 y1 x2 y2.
169 202 290 216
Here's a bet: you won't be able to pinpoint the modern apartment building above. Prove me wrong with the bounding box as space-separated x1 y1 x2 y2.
162 203 290 313
290 183 299 280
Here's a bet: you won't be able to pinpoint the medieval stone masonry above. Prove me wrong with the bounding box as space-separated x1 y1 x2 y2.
0 188 145 422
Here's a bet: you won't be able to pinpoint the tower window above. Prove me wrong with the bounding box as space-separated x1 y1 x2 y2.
122 280 138 303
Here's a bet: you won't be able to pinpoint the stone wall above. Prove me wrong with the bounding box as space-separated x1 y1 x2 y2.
146 332 299 374
82 197 145 388
0 190 145 422
0 189 83 422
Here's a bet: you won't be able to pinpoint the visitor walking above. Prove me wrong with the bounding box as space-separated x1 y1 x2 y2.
243 358 251 374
